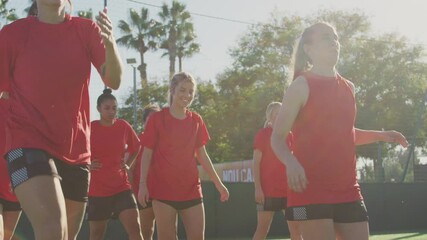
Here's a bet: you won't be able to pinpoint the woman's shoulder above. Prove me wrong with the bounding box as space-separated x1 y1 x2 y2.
71 16 96 26
187 109 202 119
90 120 101 128
1 17 33 36
257 127 271 136
286 75 309 102
142 109 164 124
339 75 355 91
153 108 167 118
70 16 100 34
116 118 131 126
290 74 309 88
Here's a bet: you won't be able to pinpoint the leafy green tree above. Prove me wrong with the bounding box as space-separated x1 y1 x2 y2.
118 80 168 132
119 9 427 170
116 8 162 87
190 80 226 160
177 32 200 72
158 0 197 77
210 15 304 161
0 0 18 28
358 157 375 183
77 9 93 20
311 10 427 181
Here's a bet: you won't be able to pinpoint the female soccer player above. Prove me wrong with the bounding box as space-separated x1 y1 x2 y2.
0 1 123 239
138 72 229 239
271 22 408 240
88 89 142 240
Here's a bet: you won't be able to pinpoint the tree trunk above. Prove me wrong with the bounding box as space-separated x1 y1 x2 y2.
178 56 182 72
168 28 177 78
169 54 176 79
139 43 148 87
374 143 385 182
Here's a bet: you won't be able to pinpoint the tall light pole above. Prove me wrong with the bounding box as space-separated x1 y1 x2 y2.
126 58 137 129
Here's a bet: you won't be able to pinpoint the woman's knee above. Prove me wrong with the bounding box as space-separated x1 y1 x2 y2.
34 221 67 240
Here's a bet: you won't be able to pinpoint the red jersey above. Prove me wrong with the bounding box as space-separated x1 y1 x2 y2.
0 15 105 165
254 127 293 198
89 119 140 197
0 99 17 202
288 72 362 207
143 108 210 201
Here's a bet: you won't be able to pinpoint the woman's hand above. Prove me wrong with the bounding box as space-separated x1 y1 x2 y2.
96 8 115 47
286 156 308 193
255 187 265 205
89 159 102 171
380 130 409 147
120 162 130 171
138 183 150 208
215 183 230 202
0 92 9 99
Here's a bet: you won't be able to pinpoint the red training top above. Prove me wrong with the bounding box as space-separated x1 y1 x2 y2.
254 127 293 198
89 119 140 197
143 108 210 201
0 99 17 202
288 72 362 207
0 15 105 165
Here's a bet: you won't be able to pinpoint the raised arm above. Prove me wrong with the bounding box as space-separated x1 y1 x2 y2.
96 8 123 90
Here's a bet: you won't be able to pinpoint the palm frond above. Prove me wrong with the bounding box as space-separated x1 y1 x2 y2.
117 20 132 34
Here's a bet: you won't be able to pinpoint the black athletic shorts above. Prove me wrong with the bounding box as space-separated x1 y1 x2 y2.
157 198 203 211
5 148 90 202
256 197 287 211
87 190 138 221
0 198 21 212
285 200 369 223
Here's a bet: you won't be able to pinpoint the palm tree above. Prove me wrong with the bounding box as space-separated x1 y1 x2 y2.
176 30 200 72
116 8 162 87
77 9 93 20
0 0 18 28
158 0 198 77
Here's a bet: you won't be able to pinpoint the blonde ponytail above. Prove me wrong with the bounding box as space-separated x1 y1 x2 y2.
264 102 282 127
290 22 336 81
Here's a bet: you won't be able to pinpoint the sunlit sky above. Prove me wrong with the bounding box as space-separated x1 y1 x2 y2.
6 0 427 119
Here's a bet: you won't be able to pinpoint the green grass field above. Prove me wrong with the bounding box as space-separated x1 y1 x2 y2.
210 230 427 239
370 230 427 240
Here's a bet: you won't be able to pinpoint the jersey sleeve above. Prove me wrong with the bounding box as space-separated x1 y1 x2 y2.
124 120 140 155
195 114 210 149
253 129 265 151
88 21 105 74
0 27 12 92
142 112 159 150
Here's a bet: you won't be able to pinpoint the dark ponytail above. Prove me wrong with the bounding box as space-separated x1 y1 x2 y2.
97 88 116 107
28 1 37 16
